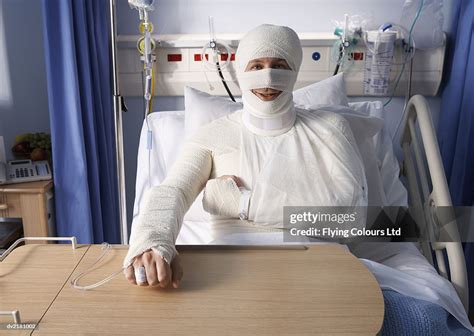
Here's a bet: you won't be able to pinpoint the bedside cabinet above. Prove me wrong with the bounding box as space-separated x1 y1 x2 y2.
0 180 54 244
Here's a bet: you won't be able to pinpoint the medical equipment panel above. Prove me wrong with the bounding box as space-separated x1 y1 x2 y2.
117 33 445 97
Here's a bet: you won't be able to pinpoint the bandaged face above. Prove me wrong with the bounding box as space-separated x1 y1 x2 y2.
236 24 302 118
244 58 291 101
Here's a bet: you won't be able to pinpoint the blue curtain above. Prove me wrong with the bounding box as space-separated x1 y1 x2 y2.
42 0 120 244
438 0 474 308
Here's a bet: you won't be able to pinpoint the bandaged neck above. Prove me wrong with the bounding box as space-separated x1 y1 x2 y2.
239 68 297 136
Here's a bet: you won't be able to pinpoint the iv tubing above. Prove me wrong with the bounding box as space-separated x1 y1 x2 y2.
70 243 127 290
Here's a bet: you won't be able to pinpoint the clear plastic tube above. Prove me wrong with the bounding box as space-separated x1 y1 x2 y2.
383 0 424 107
200 16 235 100
70 243 128 290
200 40 233 72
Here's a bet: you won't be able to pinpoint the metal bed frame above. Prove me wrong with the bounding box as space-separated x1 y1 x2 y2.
400 94 468 312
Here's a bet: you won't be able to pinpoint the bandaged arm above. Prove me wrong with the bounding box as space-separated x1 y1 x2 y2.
123 143 212 268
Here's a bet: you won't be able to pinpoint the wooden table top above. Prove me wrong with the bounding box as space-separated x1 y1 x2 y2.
0 244 384 335
0 180 53 194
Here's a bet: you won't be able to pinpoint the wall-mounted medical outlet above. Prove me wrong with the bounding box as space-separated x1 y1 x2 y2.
117 33 445 97
348 52 364 61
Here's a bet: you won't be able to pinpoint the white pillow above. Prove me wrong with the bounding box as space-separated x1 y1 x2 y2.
184 86 241 138
293 72 349 108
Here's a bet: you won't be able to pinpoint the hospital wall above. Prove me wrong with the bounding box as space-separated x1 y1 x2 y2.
0 0 51 160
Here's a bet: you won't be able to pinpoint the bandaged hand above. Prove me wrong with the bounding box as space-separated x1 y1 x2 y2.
202 175 251 219
218 175 243 187
124 249 183 288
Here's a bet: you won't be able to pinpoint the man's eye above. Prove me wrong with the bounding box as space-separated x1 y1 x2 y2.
251 64 263 70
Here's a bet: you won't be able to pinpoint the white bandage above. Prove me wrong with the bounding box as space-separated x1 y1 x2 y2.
235 24 302 73
202 178 242 218
123 143 213 269
235 24 303 136
134 266 147 284
238 187 251 220
238 68 297 92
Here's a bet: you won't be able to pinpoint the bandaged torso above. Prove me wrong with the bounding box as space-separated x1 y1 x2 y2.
123 108 368 268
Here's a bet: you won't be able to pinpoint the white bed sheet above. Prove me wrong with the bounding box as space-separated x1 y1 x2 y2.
360 245 473 331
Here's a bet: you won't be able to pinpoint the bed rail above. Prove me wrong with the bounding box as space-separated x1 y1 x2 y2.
400 94 468 312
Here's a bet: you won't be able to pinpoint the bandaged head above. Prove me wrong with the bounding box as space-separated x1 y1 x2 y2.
236 24 303 136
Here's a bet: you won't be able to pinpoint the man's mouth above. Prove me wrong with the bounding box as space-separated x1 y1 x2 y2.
252 89 282 101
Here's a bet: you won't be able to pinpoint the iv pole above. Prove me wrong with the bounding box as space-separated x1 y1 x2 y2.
109 0 128 245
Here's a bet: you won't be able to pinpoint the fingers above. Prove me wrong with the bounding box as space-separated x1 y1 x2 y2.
232 175 243 188
124 265 137 285
171 254 184 288
133 257 148 286
125 251 182 289
143 251 159 286
155 255 172 288
218 175 243 188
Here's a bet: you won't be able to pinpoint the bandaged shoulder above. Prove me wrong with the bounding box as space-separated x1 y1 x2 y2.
314 110 354 139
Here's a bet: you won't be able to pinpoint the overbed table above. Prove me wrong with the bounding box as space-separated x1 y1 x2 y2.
0 244 384 335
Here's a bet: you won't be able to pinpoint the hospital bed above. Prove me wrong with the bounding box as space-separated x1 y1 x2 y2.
400 95 468 310
131 89 472 333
